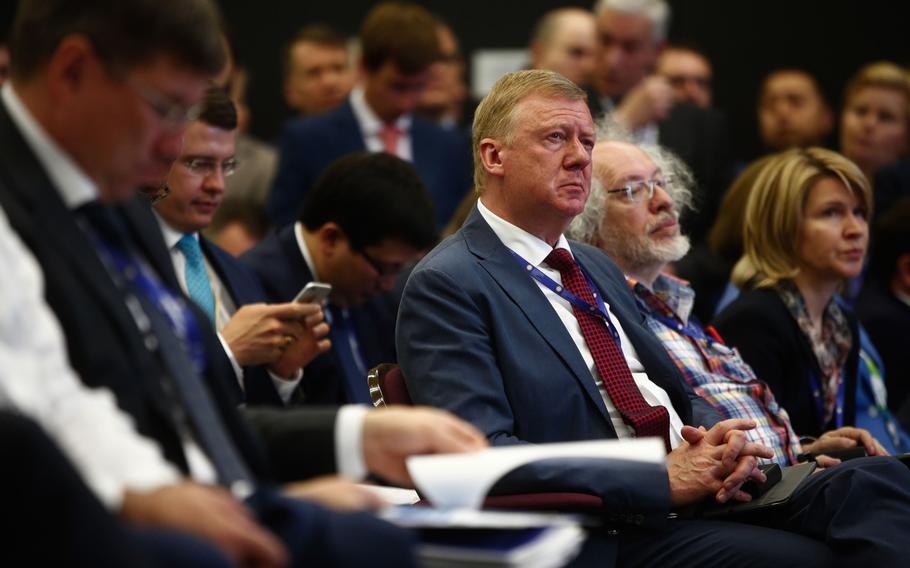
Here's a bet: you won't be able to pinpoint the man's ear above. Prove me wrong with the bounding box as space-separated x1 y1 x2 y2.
478 138 505 178
45 35 96 102
316 222 347 258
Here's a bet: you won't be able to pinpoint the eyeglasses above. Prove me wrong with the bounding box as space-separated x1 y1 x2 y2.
606 176 672 203
358 249 404 278
129 82 201 129
180 157 239 178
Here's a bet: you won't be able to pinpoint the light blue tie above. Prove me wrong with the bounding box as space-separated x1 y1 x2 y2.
176 234 215 325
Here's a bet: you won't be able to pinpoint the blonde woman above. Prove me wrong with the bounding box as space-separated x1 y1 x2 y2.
713 148 872 439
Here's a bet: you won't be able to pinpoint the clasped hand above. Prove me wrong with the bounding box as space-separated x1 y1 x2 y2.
666 418 774 507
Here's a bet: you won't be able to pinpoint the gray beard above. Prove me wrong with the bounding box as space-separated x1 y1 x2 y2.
600 221 691 276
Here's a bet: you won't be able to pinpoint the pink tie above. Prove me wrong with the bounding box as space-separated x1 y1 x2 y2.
379 124 401 155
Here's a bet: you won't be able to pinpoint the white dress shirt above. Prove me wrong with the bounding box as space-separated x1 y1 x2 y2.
0 203 181 509
477 200 685 448
1 83 221 485
349 86 414 161
154 215 303 403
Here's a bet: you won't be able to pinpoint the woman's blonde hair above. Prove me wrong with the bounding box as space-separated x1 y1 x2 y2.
731 147 872 290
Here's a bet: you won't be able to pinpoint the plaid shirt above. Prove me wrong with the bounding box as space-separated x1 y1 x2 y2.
629 275 802 466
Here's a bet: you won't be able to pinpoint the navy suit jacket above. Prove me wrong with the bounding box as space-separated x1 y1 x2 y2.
240 224 397 404
266 99 472 229
0 104 273 480
397 206 721 527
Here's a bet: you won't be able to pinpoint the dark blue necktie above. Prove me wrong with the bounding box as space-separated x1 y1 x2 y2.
77 201 255 495
328 305 371 404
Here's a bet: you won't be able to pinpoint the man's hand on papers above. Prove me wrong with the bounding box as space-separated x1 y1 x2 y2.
362 407 489 486
666 418 773 507
122 481 288 568
285 475 386 512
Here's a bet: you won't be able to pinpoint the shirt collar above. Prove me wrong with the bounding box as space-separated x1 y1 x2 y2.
1 84 99 209
476 198 573 267
294 221 319 281
153 209 194 249
349 86 412 136
627 273 696 324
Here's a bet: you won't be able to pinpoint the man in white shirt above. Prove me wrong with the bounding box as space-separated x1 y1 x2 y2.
267 2 472 229
0 1 485 566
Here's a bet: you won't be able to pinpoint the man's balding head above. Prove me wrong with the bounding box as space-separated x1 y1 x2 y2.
530 8 597 86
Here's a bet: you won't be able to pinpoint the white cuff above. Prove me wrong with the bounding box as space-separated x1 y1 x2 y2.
216 332 244 392
268 368 304 405
335 404 369 480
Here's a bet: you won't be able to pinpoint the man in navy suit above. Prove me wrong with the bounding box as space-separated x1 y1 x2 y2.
152 87 329 406
266 2 472 230
396 69 910 566
244 152 437 405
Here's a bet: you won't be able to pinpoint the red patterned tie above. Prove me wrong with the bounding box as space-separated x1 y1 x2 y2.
545 248 671 452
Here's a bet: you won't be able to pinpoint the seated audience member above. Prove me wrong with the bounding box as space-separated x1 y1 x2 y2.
568 136 896 463
839 61 910 217
282 24 354 116
713 149 871 438
757 69 833 152
857 198 910 417
416 20 469 130
0 1 487 565
397 68 910 566
267 2 472 230
655 43 713 109
243 152 436 405
588 0 729 244
528 7 597 87
205 197 271 256
151 87 327 406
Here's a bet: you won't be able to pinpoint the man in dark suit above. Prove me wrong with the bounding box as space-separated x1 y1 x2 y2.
0 0 486 565
244 152 437 405
266 2 472 230
588 0 729 243
397 69 910 566
150 87 329 407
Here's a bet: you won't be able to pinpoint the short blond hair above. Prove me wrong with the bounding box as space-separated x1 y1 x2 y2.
843 61 910 127
471 69 586 193
732 147 872 290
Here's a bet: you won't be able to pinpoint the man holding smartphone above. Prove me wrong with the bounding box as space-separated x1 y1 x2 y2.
147 87 329 405
242 152 437 405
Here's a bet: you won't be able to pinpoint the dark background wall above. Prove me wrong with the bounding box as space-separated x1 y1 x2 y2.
2 1 909 160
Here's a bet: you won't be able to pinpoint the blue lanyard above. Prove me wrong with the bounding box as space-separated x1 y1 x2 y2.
807 368 845 429
508 249 622 346
88 230 208 374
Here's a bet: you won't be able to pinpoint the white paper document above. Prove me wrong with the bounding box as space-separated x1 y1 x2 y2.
406 438 665 510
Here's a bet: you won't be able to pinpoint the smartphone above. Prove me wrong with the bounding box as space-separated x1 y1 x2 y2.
293 282 332 305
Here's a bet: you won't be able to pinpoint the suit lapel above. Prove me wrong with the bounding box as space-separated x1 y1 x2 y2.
462 208 611 422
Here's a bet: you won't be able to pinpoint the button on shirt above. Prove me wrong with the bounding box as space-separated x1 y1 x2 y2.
477 200 685 447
